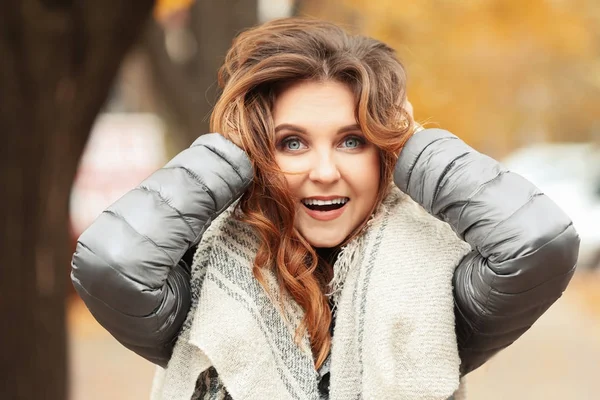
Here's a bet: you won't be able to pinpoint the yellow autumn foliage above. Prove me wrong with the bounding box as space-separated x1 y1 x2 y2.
153 0 195 22
301 0 600 156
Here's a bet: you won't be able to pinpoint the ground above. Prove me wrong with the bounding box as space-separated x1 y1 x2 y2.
68 272 600 399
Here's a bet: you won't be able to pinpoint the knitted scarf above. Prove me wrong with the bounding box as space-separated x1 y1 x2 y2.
150 186 471 400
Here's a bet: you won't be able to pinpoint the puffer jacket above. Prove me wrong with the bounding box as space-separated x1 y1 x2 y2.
71 129 579 376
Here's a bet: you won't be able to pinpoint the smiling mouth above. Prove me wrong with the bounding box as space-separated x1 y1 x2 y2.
303 203 344 211
301 197 350 212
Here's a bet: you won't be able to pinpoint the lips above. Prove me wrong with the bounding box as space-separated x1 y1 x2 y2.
302 196 348 210
301 199 349 221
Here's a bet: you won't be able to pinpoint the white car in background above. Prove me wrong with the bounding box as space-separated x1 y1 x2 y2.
502 142 600 271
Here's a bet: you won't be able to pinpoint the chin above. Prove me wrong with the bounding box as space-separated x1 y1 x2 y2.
304 233 346 249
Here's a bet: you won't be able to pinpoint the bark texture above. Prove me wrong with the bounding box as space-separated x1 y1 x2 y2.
0 1 154 398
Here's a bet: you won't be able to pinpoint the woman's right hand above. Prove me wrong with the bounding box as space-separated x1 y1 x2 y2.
221 131 245 151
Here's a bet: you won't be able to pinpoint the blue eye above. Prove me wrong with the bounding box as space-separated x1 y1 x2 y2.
341 136 364 149
281 137 305 151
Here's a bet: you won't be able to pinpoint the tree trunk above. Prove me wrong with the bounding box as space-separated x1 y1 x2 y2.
142 0 257 152
0 1 153 398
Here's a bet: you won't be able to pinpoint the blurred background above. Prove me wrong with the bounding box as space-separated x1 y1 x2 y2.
1 0 600 399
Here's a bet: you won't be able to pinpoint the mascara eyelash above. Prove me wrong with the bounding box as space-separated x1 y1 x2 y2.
277 135 304 151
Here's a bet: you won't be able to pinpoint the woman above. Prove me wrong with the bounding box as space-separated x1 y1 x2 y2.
71 18 579 400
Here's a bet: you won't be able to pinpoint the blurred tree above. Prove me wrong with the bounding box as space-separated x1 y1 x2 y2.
0 1 154 398
301 0 600 157
140 0 258 154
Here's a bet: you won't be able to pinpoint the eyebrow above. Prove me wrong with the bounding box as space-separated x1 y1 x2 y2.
274 123 361 135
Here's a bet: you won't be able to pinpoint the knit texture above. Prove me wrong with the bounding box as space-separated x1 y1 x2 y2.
151 186 471 400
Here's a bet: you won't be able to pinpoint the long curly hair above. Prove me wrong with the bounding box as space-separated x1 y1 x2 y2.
210 17 413 369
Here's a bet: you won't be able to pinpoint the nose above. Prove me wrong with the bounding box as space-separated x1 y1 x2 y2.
308 150 341 184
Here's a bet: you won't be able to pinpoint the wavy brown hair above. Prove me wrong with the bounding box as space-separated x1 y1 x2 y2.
210 17 413 368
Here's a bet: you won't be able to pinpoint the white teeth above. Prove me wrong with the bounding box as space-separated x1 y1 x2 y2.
302 198 349 206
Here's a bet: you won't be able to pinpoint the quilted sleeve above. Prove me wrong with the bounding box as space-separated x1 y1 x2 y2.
71 133 253 367
394 128 580 375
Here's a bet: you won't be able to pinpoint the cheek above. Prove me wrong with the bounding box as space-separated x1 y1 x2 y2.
274 153 311 173
274 154 305 193
347 151 381 200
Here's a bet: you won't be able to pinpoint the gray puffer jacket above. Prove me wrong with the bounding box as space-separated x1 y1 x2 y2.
71 129 579 376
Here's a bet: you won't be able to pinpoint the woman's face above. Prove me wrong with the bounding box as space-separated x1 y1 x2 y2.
273 80 381 248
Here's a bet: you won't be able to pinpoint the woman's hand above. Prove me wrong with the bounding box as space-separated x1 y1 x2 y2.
221 131 245 151
404 99 414 121
403 99 423 134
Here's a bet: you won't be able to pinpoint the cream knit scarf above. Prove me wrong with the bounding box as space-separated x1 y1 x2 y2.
151 186 471 400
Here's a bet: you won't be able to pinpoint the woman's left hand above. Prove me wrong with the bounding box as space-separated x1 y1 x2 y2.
403 99 414 121
403 99 423 135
